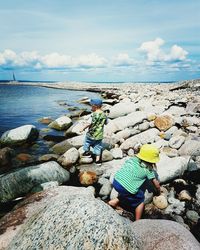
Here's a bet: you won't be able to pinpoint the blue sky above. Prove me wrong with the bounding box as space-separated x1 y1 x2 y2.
0 0 200 82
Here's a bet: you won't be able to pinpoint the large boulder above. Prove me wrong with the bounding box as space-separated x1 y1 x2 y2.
108 102 138 119
157 153 189 183
48 115 72 131
179 139 200 156
0 125 39 146
105 111 147 134
66 135 85 149
0 161 70 202
120 128 159 150
0 186 139 249
0 186 199 250
131 219 200 250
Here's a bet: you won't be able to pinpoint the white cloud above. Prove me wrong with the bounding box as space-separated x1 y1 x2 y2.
139 38 188 62
0 50 108 70
113 53 136 66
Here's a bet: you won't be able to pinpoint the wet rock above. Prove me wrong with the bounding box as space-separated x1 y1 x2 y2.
0 125 39 146
50 139 73 155
39 154 59 162
0 147 14 168
16 153 32 162
0 161 70 202
42 134 66 142
154 115 174 131
38 117 53 125
48 116 72 131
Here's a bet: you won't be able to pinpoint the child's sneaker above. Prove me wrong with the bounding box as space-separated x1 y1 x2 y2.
82 151 91 157
95 160 102 166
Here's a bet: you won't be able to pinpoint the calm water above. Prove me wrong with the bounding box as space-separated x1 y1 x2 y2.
0 84 100 154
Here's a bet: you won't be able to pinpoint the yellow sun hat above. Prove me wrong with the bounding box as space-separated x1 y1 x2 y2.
136 144 160 163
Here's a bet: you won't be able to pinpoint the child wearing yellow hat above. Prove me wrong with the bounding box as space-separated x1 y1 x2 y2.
108 144 161 220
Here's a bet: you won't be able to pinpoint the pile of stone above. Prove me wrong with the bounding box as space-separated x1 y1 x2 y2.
0 80 200 247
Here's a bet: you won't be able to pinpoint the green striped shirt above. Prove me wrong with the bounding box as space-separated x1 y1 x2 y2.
114 157 155 194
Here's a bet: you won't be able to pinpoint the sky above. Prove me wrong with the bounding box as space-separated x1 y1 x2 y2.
0 0 200 82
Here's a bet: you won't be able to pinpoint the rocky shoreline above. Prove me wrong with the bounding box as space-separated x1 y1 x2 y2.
0 79 200 249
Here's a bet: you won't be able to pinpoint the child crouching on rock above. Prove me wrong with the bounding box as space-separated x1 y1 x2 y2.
81 98 108 164
108 144 161 220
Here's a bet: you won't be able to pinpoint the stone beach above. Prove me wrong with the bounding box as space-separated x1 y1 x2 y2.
0 79 200 249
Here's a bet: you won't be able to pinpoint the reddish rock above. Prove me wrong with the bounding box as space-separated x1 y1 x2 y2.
16 153 32 162
79 171 97 186
154 115 174 131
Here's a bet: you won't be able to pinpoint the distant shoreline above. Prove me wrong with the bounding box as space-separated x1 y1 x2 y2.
0 79 199 93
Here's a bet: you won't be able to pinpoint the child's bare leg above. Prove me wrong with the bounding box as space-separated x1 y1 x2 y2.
96 155 101 162
135 202 144 220
108 198 119 208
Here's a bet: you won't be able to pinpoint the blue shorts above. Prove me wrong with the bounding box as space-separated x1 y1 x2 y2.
83 135 103 156
113 179 145 211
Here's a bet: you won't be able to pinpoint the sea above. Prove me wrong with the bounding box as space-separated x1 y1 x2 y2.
0 84 100 154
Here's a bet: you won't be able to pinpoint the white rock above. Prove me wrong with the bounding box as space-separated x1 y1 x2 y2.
110 148 123 159
169 135 185 149
0 125 39 146
120 128 159 150
179 140 200 156
157 153 189 183
48 116 72 130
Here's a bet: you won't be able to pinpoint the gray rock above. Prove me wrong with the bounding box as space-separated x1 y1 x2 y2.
67 134 85 149
1 186 139 250
0 125 39 146
138 121 150 132
110 148 123 159
0 161 70 202
58 147 79 168
186 210 200 223
120 128 159 150
196 185 200 206
102 149 114 162
108 102 138 119
169 135 185 149
179 139 200 156
105 111 147 134
1 186 199 250
131 219 200 250
157 153 189 183
50 139 73 154
48 115 72 131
